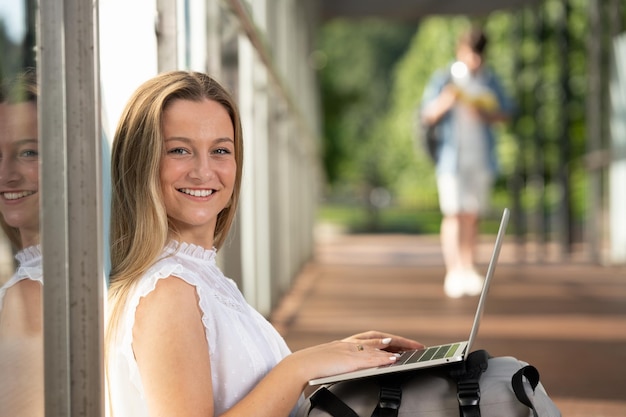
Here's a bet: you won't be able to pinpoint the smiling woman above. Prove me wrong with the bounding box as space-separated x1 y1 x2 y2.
105 70 422 417
0 70 44 417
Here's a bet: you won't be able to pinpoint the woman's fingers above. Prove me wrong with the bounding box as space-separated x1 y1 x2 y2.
343 331 424 352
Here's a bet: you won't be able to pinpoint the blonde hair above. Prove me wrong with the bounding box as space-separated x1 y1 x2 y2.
0 69 38 250
106 71 243 392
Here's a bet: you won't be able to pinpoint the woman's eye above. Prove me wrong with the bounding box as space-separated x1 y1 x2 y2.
20 149 39 158
214 148 232 155
167 148 189 155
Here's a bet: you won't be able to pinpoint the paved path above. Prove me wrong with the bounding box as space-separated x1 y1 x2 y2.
271 232 626 417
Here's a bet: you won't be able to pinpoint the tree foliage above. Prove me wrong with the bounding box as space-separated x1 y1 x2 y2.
0 0 37 83
316 0 624 236
316 19 417 200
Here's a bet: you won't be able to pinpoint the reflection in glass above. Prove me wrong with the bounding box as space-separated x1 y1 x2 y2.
0 1 41 415
0 69 42 416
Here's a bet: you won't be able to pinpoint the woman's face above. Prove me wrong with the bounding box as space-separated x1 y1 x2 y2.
160 98 237 248
0 101 39 247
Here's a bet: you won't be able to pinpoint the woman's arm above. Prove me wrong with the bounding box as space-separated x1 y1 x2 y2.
0 280 43 337
133 277 214 417
133 277 410 417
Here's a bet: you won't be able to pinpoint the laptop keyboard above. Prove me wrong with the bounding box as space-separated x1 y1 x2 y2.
392 343 462 366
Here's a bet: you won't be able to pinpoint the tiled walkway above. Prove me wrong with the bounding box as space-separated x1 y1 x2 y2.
271 231 626 417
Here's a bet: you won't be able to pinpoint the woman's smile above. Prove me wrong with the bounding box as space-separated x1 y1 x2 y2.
1 190 36 201
178 188 215 198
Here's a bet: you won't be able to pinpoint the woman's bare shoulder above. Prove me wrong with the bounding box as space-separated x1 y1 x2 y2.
134 276 201 332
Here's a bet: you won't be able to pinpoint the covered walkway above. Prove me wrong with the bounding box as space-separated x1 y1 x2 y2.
271 229 626 416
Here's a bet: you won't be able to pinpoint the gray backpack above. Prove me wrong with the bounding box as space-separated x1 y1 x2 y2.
297 350 561 417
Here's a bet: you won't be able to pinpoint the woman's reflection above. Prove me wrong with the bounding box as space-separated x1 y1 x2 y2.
0 69 43 416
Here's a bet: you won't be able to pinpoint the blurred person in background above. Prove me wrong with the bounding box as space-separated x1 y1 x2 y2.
420 27 514 298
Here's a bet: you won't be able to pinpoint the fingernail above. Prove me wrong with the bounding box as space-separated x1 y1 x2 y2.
382 337 392 344
389 356 397 361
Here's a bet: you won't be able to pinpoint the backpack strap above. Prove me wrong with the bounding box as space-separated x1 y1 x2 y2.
307 376 404 417
308 386 360 417
449 349 490 417
511 365 541 417
370 377 403 417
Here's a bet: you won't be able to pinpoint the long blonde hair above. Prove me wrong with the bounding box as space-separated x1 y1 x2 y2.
0 69 38 250
106 70 243 358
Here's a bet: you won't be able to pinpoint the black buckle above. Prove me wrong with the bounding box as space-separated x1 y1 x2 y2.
378 386 402 410
457 380 481 406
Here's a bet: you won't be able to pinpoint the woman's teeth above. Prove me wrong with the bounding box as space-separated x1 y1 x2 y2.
179 188 213 197
3 191 35 200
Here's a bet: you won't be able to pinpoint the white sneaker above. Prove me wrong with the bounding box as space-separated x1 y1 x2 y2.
444 271 466 298
464 270 484 296
444 270 484 298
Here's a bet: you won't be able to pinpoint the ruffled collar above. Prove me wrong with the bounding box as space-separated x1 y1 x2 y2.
164 240 217 262
15 244 42 266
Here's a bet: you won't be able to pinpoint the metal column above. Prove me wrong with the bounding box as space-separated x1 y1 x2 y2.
38 0 104 415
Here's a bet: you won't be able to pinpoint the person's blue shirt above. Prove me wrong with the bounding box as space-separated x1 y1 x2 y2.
421 64 515 177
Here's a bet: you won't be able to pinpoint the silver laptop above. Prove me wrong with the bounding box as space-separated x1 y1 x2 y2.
309 208 510 386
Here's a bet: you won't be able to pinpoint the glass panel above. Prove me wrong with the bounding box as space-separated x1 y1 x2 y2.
0 0 42 415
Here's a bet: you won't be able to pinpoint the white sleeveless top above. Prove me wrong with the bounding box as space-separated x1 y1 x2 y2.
0 245 43 312
0 246 44 417
107 241 300 417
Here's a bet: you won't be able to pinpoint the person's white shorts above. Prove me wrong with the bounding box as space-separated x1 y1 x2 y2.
437 172 493 216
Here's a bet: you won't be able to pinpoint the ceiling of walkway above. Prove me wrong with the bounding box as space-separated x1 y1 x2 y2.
319 0 542 22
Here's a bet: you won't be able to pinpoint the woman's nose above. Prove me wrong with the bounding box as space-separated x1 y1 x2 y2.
0 157 20 184
190 156 214 180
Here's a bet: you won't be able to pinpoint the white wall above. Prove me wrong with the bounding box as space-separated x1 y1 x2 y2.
98 0 160 140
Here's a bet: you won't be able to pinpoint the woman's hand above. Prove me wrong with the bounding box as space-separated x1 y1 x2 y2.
224 333 424 415
286 338 406 386
342 330 424 353
284 331 423 388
